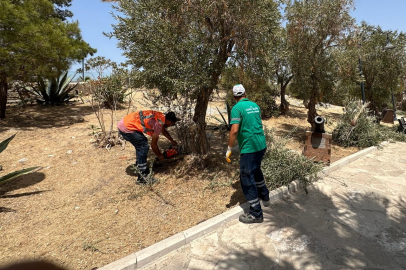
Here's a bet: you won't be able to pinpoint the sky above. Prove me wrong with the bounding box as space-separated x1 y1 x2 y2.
68 0 406 77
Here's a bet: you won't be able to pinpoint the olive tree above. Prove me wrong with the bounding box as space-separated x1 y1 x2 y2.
271 27 293 115
344 23 406 114
106 0 281 155
285 0 354 127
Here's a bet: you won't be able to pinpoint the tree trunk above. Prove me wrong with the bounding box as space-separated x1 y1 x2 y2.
279 83 290 115
0 72 8 119
365 85 379 115
307 90 318 129
192 87 212 155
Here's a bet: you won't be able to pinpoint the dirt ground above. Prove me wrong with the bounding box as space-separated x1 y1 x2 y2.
0 91 359 270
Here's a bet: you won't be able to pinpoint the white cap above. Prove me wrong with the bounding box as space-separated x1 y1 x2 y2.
233 84 245 97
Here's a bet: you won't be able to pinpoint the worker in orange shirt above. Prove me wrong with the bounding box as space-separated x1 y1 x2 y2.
118 110 179 184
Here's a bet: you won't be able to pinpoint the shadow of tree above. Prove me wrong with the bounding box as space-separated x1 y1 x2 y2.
276 123 307 142
188 249 296 270
0 103 94 132
260 179 406 269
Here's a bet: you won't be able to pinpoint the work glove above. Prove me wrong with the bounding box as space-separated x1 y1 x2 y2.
226 146 232 163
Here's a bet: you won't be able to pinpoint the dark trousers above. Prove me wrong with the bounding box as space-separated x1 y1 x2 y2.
119 130 149 175
240 147 269 218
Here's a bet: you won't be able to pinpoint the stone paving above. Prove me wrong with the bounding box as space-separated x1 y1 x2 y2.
141 142 406 270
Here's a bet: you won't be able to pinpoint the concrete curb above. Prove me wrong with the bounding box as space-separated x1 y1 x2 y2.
99 142 387 270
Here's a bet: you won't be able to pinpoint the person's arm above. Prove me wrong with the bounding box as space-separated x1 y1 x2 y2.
151 133 164 160
162 127 177 147
228 106 241 147
228 124 239 147
226 107 241 161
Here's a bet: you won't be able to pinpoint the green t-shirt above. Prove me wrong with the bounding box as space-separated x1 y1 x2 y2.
230 98 266 154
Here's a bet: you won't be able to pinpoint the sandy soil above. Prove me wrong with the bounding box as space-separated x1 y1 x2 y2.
0 91 359 269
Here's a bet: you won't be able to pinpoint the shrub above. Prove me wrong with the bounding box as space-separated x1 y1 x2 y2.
94 74 127 108
250 91 279 118
213 101 231 131
262 128 323 193
401 99 406 111
28 71 77 105
332 101 381 148
333 101 406 148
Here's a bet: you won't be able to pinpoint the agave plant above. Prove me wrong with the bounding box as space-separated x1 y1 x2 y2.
28 71 78 105
0 134 40 185
214 101 232 131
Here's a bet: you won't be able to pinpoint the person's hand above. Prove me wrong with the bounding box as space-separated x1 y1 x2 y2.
226 146 232 162
172 141 178 148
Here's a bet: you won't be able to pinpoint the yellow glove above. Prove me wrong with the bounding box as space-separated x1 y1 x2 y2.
226 146 232 162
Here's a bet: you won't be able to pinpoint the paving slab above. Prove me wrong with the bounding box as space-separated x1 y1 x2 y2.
139 142 406 270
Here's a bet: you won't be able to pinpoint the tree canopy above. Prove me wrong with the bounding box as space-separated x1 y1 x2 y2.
108 0 281 154
0 0 96 118
343 22 406 113
285 0 355 126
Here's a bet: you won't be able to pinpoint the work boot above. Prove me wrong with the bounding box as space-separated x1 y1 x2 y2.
136 173 158 185
239 213 263 224
262 199 271 207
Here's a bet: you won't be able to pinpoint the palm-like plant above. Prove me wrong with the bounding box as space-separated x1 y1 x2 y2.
0 134 40 185
28 71 78 105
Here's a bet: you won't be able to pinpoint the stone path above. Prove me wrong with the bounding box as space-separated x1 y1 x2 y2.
141 142 406 270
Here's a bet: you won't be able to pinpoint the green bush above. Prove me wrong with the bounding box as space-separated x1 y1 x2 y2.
401 100 406 111
28 71 77 105
262 128 323 193
220 65 278 118
95 75 127 108
333 101 406 148
250 91 279 118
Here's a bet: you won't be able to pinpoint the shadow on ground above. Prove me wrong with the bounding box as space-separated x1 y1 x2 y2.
258 183 406 269
0 172 45 195
0 103 94 132
188 249 296 270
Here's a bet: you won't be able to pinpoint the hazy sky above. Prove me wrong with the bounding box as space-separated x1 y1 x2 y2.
68 0 406 73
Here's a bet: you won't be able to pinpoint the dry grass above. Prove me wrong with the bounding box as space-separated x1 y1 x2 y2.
0 92 358 269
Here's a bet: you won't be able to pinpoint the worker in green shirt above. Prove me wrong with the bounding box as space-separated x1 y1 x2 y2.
226 84 270 224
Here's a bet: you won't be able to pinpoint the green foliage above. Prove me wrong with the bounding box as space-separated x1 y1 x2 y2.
108 0 281 155
85 56 117 78
262 128 323 193
0 0 96 78
0 134 40 185
286 0 355 124
0 134 15 154
28 71 77 105
338 22 406 113
94 74 127 108
250 91 279 118
0 0 96 118
83 57 130 108
220 65 279 118
333 101 381 147
332 101 406 148
400 99 406 111
109 0 280 94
